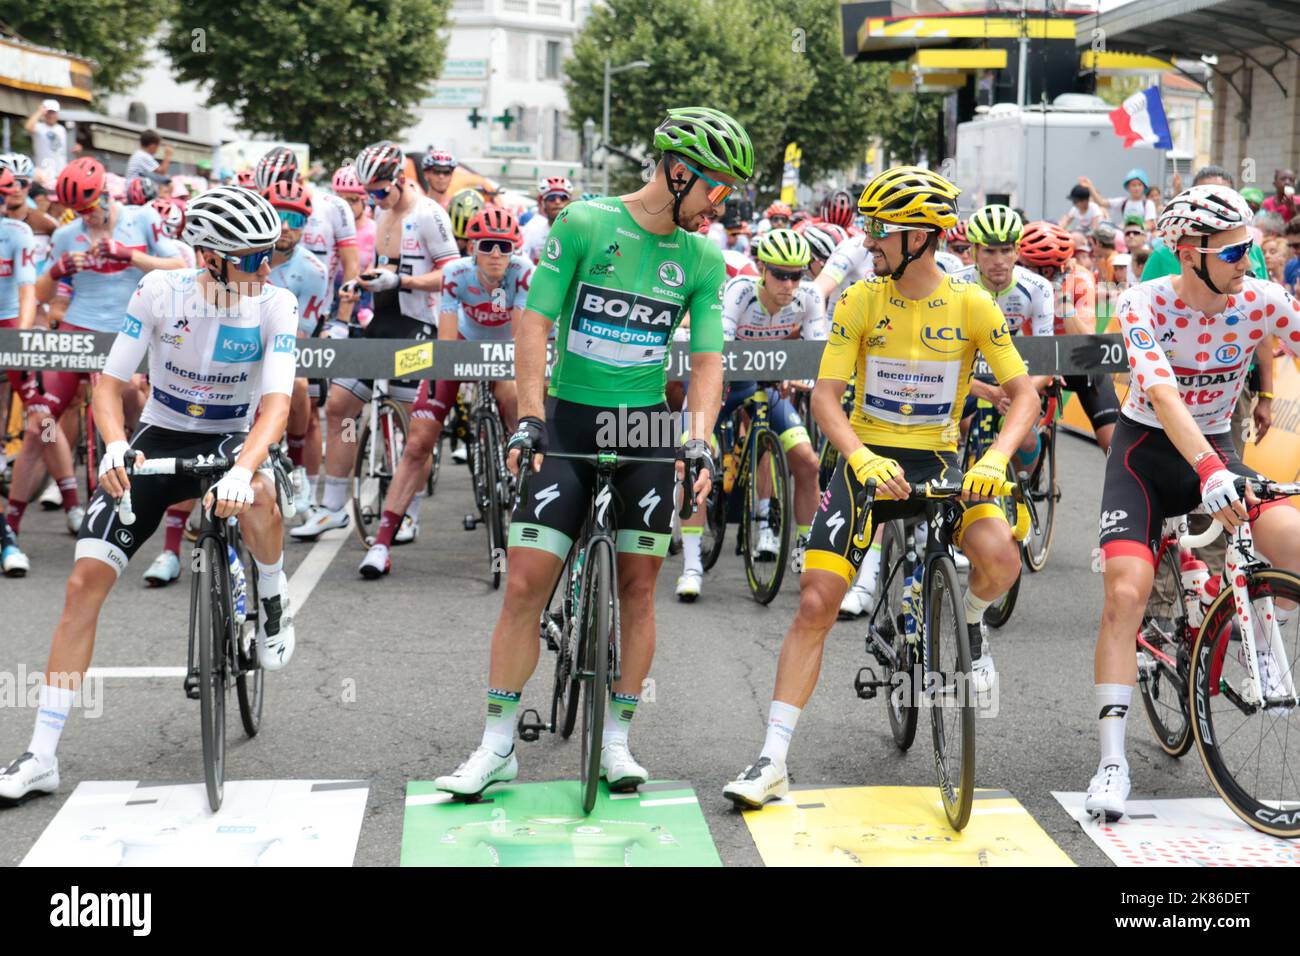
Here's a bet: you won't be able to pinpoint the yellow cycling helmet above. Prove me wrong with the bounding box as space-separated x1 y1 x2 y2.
756 228 810 269
856 165 960 230
448 188 486 239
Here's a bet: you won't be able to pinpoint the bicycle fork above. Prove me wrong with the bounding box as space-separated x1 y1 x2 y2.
1224 534 1299 707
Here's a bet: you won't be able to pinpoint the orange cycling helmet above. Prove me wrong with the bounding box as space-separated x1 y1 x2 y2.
466 207 521 246
262 179 313 217
1019 220 1075 268
765 201 792 220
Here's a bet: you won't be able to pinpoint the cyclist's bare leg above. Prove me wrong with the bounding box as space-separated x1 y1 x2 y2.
956 514 1022 601
287 379 311 444
771 569 850 706
237 473 285 567
493 380 518 431
787 440 819 527
1246 504 1300 612
1094 422 1114 454
379 416 441 518
323 385 364 482
305 406 322 478
613 552 662 697
486 547 565 690
1094 555 1153 684
45 557 118 680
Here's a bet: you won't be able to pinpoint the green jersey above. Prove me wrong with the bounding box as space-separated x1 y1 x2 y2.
524 198 726 407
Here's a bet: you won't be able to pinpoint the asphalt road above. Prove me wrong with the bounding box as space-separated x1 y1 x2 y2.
0 432 1226 866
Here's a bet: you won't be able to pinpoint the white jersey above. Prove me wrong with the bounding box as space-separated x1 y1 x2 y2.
521 213 552 264
106 269 298 434
821 234 875 320
174 241 196 270
952 264 1054 337
721 274 827 341
935 250 963 274
382 195 458 322
301 190 357 310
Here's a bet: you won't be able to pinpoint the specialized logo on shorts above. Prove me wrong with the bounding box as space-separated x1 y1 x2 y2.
658 262 684 288
1216 343 1242 364
534 483 561 519
638 487 660 525
545 237 562 261
213 324 264 363
85 497 109 534
826 510 846 547
1128 327 1156 351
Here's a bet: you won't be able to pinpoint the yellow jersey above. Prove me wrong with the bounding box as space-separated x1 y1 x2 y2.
819 274 1027 451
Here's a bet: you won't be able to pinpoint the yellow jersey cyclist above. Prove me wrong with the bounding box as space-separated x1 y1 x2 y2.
433 107 751 798
723 166 1041 808
675 228 828 601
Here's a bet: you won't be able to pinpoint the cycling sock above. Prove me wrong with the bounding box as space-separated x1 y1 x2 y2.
375 511 403 548
287 433 307 467
759 700 801 765
163 507 188 556
257 555 284 599
681 526 703 574
322 475 349 512
28 683 76 759
305 473 318 504
481 688 521 756
58 476 79 510
1095 683 1132 770
405 491 424 521
602 692 639 747
6 499 26 534
1014 432 1043 469
757 499 771 523
858 541 882 591
963 589 993 625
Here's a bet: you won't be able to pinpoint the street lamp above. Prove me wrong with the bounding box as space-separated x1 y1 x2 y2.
583 116 596 190
603 58 651 195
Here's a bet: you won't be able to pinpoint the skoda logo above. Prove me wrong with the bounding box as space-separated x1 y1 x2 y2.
545 237 562 261
658 262 684 288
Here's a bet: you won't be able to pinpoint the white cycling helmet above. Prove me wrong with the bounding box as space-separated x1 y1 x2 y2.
354 142 404 187
183 186 281 253
802 225 838 262
1157 185 1253 246
0 153 34 180
538 175 573 196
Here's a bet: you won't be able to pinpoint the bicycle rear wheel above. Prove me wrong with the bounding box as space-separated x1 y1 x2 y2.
479 415 506 589
742 428 793 605
925 554 975 830
1137 543 1192 757
577 536 616 814
549 550 582 739
194 536 228 812
352 399 409 548
1190 568 1300 837
1022 424 1057 573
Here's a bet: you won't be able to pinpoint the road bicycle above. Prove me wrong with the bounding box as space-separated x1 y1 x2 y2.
461 382 512 589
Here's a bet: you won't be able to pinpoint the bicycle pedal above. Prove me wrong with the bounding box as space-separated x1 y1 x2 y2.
854 666 880 700
463 515 478 530
183 671 200 700
516 708 545 743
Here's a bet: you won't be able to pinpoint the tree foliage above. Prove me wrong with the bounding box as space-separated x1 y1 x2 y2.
162 0 450 168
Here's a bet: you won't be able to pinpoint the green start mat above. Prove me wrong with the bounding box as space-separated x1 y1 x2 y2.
401 779 722 867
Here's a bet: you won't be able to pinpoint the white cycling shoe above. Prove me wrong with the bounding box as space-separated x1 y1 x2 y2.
38 480 62 510
954 549 970 572
754 525 780 561
1084 762 1131 823
0 752 59 803
359 544 391 580
451 443 468 465
291 466 313 517
723 756 789 809
839 584 874 619
257 578 295 671
143 550 181 587
394 514 418 545
601 740 648 791
289 505 348 540
434 745 518 797
676 569 703 602
2 542 30 578
65 505 85 536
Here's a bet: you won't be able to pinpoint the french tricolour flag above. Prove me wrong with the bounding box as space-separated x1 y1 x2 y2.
1109 87 1174 150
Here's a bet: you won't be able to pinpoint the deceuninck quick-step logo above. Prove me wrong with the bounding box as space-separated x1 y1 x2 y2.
213 324 263 363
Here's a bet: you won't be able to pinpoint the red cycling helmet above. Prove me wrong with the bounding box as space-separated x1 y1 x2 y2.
0 168 17 197
150 197 185 239
821 190 855 229
1019 220 1075 268
765 201 792 220
237 169 256 188
332 166 364 195
57 157 107 210
126 177 157 206
262 179 313 218
944 221 968 245
466 207 521 246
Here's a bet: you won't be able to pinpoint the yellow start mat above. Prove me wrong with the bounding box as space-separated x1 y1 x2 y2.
742 786 1074 866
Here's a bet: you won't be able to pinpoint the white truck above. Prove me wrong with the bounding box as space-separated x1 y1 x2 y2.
953 94 1167 221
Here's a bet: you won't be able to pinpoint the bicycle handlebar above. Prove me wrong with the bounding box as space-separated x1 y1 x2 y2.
1177 477 1300 549
115 443 296 527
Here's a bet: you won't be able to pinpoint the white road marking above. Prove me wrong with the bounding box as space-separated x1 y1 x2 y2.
85 667 188 679
639 796 699 808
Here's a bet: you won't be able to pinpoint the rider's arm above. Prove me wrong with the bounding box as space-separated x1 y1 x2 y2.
816 286 868 462
813 240 853 302
514 310 551 420
971 293 1033 448
438 310 460 341
232 302 298 472
98 291 156 445
683 246 729 439
989 374 1040 458
16 285 36 330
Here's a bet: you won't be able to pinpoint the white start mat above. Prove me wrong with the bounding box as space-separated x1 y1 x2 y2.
1053 791 1300 866
21 779 370 867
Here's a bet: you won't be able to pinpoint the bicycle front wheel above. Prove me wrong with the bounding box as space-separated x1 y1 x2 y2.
352 399 409 548
742 428 793 605
577 536 617 814
1022 424 1057 573
1137 543 1192 758
1190 568 1300 837
234 532 264 739
925 554 975 831
879 520 918 751
194 536 228 812
480 415 506 589
983 465 1022 629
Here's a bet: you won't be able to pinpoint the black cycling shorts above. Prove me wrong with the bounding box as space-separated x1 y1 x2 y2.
333 288 432 405
507 398 677 560
1061 374 1121 431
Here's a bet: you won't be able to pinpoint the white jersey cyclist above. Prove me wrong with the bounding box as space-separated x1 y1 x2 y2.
721 273 827 341
521 212 551 265
935 249 963 273
301 189 356 310
107 268 299 434
820 234 875 321
1118 274 1300 433
379 194 458 323
953 263 1054 337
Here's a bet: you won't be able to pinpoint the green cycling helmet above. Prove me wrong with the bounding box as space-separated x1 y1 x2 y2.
448 188 486 239
757 228 810 269
1241 186 1265 206
653 107 754 181
967 204 1024 246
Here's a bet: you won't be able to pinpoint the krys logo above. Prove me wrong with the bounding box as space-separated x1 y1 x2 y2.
1128 327 1156 351
921 325 969 354
658 261 684 288
1216 343 1242 364
213 325 263 363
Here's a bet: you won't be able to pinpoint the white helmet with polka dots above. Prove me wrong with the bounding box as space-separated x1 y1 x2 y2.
1156 185 1253 246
